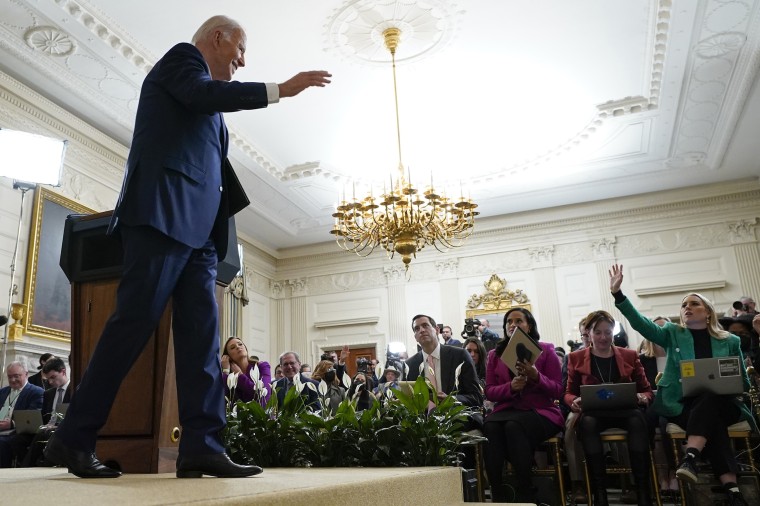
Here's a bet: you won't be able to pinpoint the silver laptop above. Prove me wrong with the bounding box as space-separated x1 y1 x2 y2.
580 382 638 411
680 357 743 397
11 410 43 435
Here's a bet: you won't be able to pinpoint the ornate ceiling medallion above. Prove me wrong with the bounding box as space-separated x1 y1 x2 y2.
324 0 464 65
24 26 76 57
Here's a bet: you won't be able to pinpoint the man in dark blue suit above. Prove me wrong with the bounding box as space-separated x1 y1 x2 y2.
45 15 330 479
272 352 320 411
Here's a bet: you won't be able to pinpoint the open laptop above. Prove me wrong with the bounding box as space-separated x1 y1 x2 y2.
11 410 43 435
580 382 638 411
680 357 743 397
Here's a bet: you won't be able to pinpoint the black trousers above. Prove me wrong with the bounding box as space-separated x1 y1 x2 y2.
579 408 650 455
483 409 561 494
667 392 742 477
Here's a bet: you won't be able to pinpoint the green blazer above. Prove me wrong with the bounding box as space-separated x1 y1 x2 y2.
616 297 757 431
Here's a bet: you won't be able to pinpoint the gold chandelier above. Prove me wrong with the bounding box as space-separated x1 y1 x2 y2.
331 27 478 270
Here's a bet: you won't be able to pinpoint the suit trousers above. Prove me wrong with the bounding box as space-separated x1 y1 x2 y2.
55 225 226 457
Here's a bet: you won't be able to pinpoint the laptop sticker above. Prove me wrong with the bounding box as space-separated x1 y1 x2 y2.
718 358 740 377
680 361 695 378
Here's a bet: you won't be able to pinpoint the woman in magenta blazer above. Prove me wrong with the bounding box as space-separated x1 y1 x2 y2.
484 307 563 503
565 310 653 506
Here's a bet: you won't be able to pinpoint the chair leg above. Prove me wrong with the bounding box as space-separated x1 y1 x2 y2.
552 439 566 506
648 447 662 506
670 437 687 506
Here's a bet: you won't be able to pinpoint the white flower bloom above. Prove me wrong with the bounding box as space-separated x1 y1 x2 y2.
375 363 384 380
250 363 260 383
306 381 317 393
342 373 352 390
226 372 239 391
319 379 329 396
419 361 425 376
454 362 463 390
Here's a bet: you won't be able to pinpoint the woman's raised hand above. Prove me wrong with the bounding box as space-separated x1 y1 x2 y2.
609 263 624 293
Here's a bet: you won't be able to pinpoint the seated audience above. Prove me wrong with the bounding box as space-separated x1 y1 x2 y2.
311 360 345 415
565 309 654 506
22 357 71 467
719 314 759 369
347 372 376 411
463 337 487 389
272 352 319 410
563 317 592 503
405 314 483 408
484 308 563 503
1 361 44 467
27 353 54 391
374 365 401 396
610 264 755 506
221 337 271 405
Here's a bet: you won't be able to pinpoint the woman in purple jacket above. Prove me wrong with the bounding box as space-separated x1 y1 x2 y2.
221 337 271 406
484 308 564 503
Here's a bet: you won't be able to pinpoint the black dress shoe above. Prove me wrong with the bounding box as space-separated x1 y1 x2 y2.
43 434 122 478
176 453 263 478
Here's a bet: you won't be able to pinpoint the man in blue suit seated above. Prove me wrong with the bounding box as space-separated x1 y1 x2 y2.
45 15 330 479
1 362 44 467
273 352 320 411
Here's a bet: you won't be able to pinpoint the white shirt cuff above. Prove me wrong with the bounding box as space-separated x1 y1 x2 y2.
266 82 280 104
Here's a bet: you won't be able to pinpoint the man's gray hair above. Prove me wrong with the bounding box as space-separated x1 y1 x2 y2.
191 15 243 45
279 351 301 365
6 360 27 373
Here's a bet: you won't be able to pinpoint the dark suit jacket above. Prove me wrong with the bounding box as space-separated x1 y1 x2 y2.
41 384 72 425
109 42 260 258
27 371 48 391
273 374 320 411
0 382 44 416
564 346 653 407
405 345 483 407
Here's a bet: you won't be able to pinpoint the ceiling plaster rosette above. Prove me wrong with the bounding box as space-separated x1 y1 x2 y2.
24 26 76 56
324 0 464 65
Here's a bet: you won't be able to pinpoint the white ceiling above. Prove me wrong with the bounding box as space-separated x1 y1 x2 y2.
1 0 759 253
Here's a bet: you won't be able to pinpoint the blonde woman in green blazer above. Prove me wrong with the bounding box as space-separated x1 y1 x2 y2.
610 264 755 506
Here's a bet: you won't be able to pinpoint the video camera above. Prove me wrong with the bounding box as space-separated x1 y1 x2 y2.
462 318 481 338
733 300 749 313
385 350 405 380
356 357 372 373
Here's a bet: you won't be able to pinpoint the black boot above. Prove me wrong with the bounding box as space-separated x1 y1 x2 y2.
630 451 653 506
585 453 609 506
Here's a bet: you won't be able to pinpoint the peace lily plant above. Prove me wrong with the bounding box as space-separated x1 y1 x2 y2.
223 371 484 468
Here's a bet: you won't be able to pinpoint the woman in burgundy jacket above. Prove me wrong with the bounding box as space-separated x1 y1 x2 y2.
565 310 653 506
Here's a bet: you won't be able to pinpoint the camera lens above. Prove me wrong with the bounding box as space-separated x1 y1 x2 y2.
733 301 745 310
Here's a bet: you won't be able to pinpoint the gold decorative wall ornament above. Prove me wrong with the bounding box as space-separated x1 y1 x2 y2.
330 27 478 271
466 274 529 311
8 303 27 342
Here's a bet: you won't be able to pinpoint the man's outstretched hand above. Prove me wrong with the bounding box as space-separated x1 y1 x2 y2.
279 71 332 98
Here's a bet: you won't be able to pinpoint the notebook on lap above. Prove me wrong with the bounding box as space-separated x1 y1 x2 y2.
679 357 742 397
580 382 638 411
11 410 43 435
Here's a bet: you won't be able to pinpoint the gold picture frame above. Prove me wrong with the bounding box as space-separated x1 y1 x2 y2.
22 187 94 341
465 274 532 335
